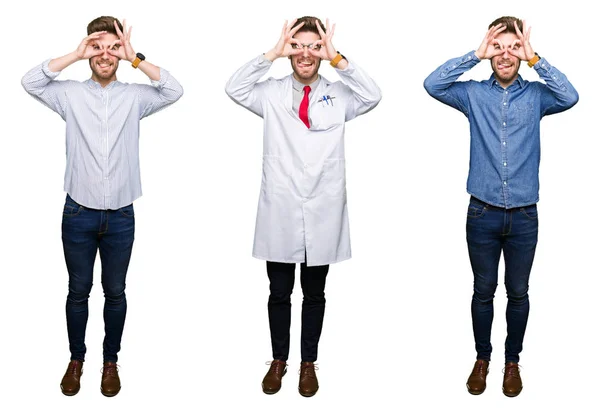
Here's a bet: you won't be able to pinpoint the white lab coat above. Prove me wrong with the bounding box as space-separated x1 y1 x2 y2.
225 55 381 266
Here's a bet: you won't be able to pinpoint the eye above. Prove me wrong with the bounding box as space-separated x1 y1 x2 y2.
92 44 100 50
312 44 322 51
512 45 520 50
292 43 301 49
111 44 119 51
494 44 501 50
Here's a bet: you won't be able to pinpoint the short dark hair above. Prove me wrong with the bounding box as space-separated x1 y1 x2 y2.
87 16 123 36
294 16 325 37
488 16 523 34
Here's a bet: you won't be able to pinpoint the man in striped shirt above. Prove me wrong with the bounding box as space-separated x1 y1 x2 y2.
22 16 183 397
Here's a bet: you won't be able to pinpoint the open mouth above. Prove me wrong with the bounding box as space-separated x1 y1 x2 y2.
297 60 314 69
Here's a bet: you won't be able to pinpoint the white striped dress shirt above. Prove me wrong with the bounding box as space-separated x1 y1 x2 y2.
22 60 184 210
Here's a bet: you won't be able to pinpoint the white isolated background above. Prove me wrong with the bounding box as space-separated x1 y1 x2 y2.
0 0 596 413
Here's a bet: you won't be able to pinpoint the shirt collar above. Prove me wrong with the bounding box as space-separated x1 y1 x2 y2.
85 78 120 90
486 74 525 90
292 75 320 92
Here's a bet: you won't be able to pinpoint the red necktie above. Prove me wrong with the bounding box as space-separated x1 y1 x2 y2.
299 85 311 128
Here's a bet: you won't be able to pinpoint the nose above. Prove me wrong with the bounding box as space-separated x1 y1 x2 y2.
302 47 310 57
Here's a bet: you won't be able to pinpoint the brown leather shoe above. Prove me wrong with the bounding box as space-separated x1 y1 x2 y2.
503 362 523 397
466 359 489 395
298 362 319 397
60 360 83 396
100 362 121 397
262 360 287 394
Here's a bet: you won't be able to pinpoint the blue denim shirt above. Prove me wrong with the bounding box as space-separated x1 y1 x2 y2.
424 51 578 208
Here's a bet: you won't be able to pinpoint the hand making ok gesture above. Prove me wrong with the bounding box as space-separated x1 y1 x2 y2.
267 19 306 60
107 19 137 62
507 21 535 61
75 31 107 60
475 23 507 60
308 18 337 61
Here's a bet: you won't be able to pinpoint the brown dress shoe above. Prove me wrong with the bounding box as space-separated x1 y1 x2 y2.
262 360 287 394
466 359 489 395
100 362 121 397
503 362 523 397
298 362 319 397
60 360 83 396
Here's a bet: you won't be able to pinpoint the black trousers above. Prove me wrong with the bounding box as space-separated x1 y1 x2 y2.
266 261 329 362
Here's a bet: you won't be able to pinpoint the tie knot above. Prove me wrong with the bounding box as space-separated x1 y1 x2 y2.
303 85 311 94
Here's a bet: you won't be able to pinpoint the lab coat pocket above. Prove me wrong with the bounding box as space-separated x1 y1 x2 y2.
310 101 345 130
261 155 290 195
323 159 346 198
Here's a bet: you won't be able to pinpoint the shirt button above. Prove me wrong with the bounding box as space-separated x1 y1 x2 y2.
503 181 507 186
503 102 507 106
503 122 506 126
503 162 507 166
503 142 506 146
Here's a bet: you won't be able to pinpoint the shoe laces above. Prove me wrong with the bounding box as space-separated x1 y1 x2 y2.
67 360 81 374
299 363 318 377
265 360 286 376
503 364 521 378
474 360 486 374
101 364 119 378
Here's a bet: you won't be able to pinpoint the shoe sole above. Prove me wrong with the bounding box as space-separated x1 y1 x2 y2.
60 387 79 397
101 387 121 397
502 387 522 397
466 385 485 395
298 387 318 397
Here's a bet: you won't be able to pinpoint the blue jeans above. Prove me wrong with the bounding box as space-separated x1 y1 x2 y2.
61 194 135 362
466 196 538 363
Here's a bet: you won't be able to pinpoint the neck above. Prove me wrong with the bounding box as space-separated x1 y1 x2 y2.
293 73 318 85
91 75 117 88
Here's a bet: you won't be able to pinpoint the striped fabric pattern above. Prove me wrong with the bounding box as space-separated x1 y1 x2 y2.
22 60 183 210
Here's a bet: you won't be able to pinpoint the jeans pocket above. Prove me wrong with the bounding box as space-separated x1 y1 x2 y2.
467 199 487 219
519 204 538 220
118 204 135 218
63 197 83 217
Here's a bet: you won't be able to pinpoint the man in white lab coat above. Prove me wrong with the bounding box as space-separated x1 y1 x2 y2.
225 16 381 397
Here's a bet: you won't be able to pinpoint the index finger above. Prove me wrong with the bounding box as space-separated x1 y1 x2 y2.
114 19 124 37
289 21 305 36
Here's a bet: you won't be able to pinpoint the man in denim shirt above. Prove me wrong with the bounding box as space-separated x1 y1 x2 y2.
424 16 578 397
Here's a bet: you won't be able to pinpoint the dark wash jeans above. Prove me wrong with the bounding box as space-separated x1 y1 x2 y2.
62 194 134 363
266 261 329 362
466 196 538 364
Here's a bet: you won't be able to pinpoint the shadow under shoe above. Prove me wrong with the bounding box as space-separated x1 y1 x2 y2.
100 362 121 397
466 359 489 395
60 360 83 396
298 362 319 397
502 362 523 397
262 360 287 395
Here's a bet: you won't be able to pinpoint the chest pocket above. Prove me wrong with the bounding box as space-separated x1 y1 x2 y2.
310 97 345 130
511 102 535 124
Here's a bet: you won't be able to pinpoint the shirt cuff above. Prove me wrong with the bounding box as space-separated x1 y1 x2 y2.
42 59 61 78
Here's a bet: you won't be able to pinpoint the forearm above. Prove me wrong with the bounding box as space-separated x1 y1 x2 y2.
48 51 80 72
224 55 272 116
335 59 381 117
533 57 579 111
423 51 479 97
136 60 160 82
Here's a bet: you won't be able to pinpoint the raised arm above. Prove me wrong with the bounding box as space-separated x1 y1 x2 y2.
507 21 578 115
309 19 381 120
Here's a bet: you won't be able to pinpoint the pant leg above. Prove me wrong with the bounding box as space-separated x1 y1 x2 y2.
266 261 296 361
299 262 329 362
62 195 99 362
502 204 538 363
98 204 135 363
466 198 503 361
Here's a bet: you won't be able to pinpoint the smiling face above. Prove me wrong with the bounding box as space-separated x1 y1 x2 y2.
490 32 521 88
290 31 321 85
89 32 120 86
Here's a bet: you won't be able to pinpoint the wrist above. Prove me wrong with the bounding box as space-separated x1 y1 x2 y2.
527 52 540 68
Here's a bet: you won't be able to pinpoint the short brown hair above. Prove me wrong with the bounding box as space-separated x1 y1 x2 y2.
294 16 325 37
488 16 523 34
87 16 123 35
